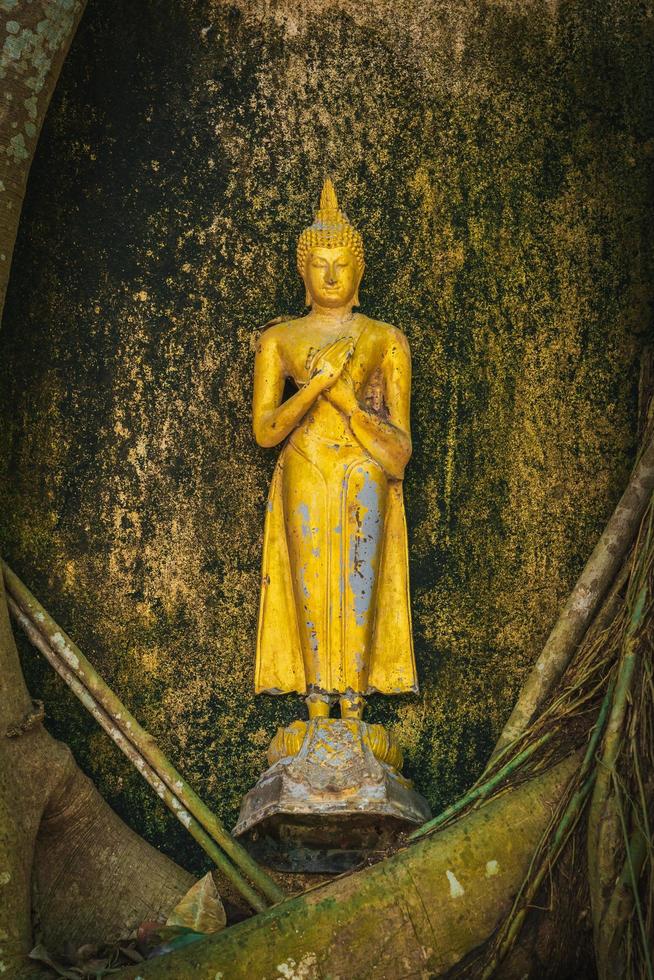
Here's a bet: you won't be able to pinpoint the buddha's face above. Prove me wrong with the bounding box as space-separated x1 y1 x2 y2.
304 245 361 309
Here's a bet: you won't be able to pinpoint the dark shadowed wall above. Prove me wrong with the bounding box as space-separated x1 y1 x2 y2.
0 0 652 872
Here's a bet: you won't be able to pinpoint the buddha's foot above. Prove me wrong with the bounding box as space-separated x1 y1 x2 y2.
266 719 404 772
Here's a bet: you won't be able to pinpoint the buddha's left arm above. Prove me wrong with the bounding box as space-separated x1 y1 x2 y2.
330 331 411 480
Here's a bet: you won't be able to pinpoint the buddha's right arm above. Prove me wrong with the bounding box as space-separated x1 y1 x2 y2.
252 332 323 448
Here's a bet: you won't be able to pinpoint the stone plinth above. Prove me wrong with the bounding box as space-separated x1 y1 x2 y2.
234 719 431 872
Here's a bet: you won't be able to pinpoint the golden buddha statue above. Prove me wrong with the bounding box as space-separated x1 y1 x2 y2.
252 179 417 731
235 181 430 864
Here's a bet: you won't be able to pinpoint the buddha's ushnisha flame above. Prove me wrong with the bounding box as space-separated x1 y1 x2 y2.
296 178 365 278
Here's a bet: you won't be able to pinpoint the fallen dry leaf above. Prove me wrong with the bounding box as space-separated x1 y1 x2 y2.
166 872 226 934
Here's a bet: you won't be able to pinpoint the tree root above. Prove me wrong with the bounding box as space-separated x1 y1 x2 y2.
0 576 194 976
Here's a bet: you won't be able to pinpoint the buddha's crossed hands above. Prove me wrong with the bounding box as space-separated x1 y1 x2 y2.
308 337 354 392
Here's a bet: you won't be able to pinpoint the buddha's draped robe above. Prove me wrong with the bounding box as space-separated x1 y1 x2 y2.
254 316 417 697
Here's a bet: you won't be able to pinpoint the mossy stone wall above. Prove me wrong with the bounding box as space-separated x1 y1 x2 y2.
0 0 652 872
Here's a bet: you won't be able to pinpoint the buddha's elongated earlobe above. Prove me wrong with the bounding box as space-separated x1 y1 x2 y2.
304 284 311 307
353 269 364 307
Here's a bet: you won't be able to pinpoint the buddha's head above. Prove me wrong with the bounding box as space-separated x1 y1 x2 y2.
297 178 365 310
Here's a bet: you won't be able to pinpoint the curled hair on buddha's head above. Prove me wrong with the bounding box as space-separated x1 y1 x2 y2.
296 178 365 282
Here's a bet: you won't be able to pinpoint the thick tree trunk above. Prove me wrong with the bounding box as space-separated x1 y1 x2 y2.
116 755 580 979
0 0 88 320
0 576 195 975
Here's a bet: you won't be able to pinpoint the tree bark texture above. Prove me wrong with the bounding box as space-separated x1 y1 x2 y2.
0 0 88 320
0 575 195 975
117 755 579 980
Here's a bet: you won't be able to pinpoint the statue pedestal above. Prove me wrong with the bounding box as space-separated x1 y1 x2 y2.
233 719 431 873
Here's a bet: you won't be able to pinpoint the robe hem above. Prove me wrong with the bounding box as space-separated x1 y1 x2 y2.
255 684 420 696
